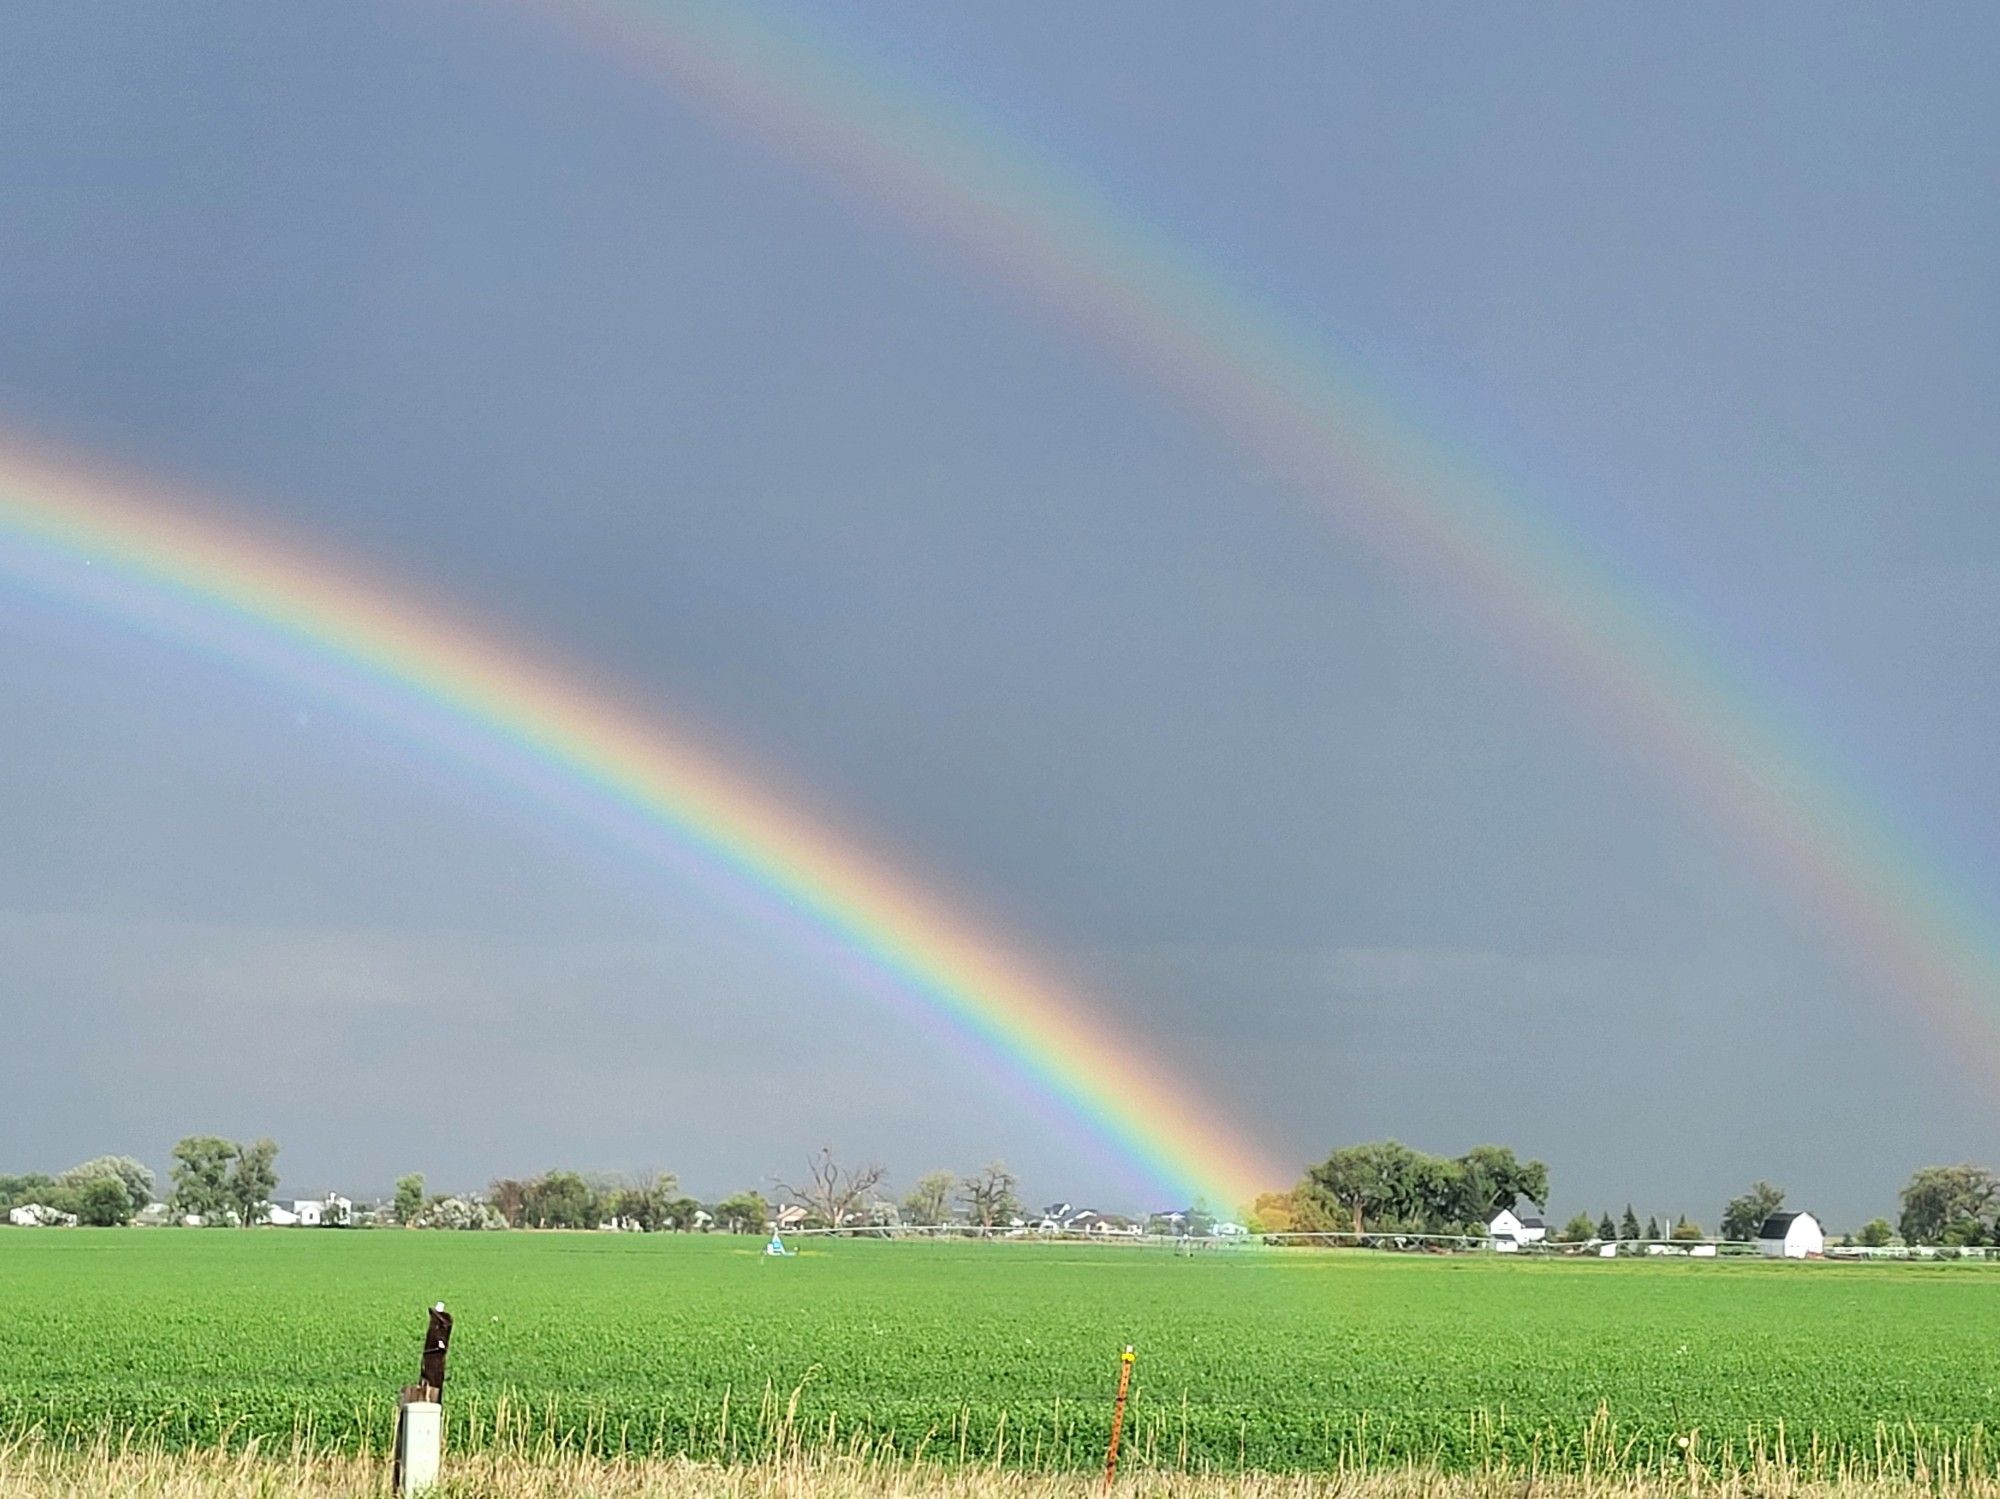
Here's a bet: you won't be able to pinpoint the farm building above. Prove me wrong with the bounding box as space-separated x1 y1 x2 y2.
288 1194 352 1227
1757 1211 1825 1258
1488 1207 1547 1250
8 1203 77 1228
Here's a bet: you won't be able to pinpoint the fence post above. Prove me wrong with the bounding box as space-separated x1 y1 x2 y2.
1103 1345 1136 1489
393 1302 452 1496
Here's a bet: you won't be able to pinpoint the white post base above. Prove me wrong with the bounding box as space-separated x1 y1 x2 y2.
396 1400 442 1495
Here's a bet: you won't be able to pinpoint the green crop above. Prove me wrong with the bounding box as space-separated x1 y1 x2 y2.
1 1232 1994 1476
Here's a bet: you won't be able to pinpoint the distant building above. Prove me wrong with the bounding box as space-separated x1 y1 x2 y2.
1757 1211 1825 1259
263 1202 300 1227
8 1204 77 1228
1488 1207 1547 1250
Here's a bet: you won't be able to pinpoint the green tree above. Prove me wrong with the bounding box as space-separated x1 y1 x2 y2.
0 1174 58 1212
1721 1181 1786 1242
1597 1211 1616 1241
1247 1190 1297 1234
1558 1212 1598 1242
1619 1205 1641 1241
901 1170 957 1226
393 1174 427 1226
1856 1217 1895 1247
1644 1215 1661 1241
58 1156 154 1218
74 1175 136 1226
169 1136 237 1225
1454 1145 1550 1221
228 1139 279 1228
1303 1141 1425 1235
605 1172 680 1232
1671 1216 1704 1241
715 1191 768 1234
521 1170 598 1229
1897 1164 1997 1246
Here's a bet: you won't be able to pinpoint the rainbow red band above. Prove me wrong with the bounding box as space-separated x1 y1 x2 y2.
0 438 1280 1210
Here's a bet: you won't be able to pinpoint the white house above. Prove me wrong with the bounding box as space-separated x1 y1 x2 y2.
8 1203 78 1228
1488 1207 1547 1249
263 1202 300 1227
287 1194 352 1227
1757 1211 1825 1259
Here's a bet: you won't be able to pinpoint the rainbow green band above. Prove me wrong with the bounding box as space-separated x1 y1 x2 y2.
0 441 1280 1211
554 0 2000 1073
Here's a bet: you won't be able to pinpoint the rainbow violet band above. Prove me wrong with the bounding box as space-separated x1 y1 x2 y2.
0 438 1281 1211
554 0 2000 1076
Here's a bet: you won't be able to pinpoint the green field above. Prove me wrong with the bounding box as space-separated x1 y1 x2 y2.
2 1231 1993 1475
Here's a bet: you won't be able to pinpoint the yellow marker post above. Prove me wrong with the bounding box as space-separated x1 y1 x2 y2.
1103 1345 1136 1489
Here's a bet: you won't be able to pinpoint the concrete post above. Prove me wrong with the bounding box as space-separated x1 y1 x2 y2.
395 1399 442 1495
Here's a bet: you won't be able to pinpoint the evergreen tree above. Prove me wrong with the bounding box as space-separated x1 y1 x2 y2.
1644 1215 1661 1241
1620 1205 1642 1240
1597 1211 1616 1241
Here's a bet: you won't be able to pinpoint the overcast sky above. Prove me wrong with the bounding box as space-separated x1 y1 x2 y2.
2 2 1996 1225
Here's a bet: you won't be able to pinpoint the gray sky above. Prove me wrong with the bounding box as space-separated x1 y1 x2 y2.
2 2 1996 1226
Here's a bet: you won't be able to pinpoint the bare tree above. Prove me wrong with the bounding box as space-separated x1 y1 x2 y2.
774 1147 886 1230
958 1160 1020 1230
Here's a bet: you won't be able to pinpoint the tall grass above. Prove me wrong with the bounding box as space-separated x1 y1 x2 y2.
7 1433 2000 1499
6 1402 2000 1497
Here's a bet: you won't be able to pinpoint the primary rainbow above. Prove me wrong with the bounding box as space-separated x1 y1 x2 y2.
0 439 1281 1210
548 0 2000 1065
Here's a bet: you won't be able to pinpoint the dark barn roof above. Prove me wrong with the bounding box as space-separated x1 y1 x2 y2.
1757 1212 1806 1238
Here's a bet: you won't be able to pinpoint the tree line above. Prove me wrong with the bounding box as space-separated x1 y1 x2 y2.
1249 1142 1551 1237
10 1137 2000 1246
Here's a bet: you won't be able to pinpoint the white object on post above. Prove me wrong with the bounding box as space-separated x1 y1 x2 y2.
396 1400 442 1495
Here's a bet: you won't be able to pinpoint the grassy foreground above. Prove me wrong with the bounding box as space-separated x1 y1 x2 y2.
6 1232 1999 1476
6 1441 2000 1499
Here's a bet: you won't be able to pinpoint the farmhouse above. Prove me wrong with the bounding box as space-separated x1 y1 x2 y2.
1757 1211 1825 1259
1488 1207 1547 1251
288 1195 352 1227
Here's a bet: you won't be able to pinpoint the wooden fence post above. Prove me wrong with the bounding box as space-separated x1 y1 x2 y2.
392 1302 452 1496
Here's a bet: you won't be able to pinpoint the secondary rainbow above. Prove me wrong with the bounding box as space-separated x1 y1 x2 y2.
0 439 1280 1210
549 0 2000 1064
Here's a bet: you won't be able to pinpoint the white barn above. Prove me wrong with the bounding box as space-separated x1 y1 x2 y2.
1757 1211 1824 1259
1488 1207 1547 1250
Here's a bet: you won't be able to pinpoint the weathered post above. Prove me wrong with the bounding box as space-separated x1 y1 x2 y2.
1103 1345 1136 1489
392 1303 452 1496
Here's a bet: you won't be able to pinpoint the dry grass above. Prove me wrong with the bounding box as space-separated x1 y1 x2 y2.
6 1437 2000 1499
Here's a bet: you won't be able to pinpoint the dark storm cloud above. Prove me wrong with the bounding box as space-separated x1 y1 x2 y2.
1 1 1996 1221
